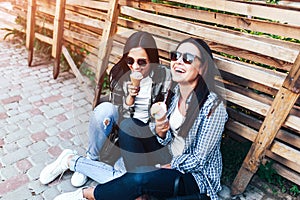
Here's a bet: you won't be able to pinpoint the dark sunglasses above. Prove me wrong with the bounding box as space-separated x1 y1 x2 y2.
126 57 148 67
170 51 200 65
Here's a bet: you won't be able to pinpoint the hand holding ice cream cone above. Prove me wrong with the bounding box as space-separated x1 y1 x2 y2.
151 102 169 138
126 71 143 106
150 102 167 122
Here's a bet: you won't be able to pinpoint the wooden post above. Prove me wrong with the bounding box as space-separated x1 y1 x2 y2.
52 0 66 79
92 0 120 108
26 0 36 66
231 52 300 195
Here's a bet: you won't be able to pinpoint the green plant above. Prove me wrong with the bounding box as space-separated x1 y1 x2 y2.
290 185 300 196
1 27 25 41
266 0 280 4
258 161 279 184
257 161 300 197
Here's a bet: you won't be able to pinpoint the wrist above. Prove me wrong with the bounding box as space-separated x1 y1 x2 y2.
126 95 135 106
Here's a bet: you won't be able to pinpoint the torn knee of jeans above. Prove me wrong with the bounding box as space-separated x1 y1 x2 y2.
103 118 111 129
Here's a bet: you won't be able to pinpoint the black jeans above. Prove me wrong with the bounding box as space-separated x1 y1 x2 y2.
118 118 171 171
93 167 201 200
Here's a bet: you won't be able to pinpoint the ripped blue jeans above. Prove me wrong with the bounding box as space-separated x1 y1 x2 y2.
68 102 127 183
86 102 119 160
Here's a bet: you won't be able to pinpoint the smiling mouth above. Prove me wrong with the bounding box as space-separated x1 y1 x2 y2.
174 67 186 73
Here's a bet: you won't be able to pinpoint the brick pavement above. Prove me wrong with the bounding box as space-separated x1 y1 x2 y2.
0 36 94 199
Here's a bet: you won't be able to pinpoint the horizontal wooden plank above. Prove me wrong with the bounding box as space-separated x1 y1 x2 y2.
66 0 109 11
37 3 55 16
120 6 299 63
65 9 105 29
128 1 300 40
168 0 300 26
272 162 300 187
36 4 106 30
35 32 53 44
228 107 300 145
64 29 100 48
270 141 300 165
216 56 286 90
65 4 107 22
221 72 278 98
266 152 300 175
220 87 300 132
226 119 257 141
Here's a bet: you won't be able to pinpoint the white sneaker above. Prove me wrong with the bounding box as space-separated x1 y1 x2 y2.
54 187 87 200
39 149 76 184
71 172 88 187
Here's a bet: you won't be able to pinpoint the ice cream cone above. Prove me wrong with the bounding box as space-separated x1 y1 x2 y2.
130 71 143 87
150 102 167 121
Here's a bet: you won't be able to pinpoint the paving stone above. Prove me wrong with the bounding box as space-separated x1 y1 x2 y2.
28 123 46 134
77 113 90 123
43 107 65 119
18 103 33 113
0 173 29 196
43 119 57 128
4 124 19 133
44 126 60 136
3 101 18 110
70 122 89 135
4 129 30 143
28 179 48 196
65 106 87 119
17 119 32 129
48 101 61 109
29 152 51 166
6 112 31 124
28 95 43 103
27 164 45 181
0 104 5 112
6 108 19 116
16 158 33 173
1 184 33 200
42 186 60 200
0 164 19 179
17 137 33 147
57 119 76 131
29 114 46 123
0 147 30 166
2 142 19 153
28 141 49 153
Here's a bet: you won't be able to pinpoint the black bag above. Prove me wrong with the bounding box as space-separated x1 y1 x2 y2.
165 176 211 200
99 125 121 166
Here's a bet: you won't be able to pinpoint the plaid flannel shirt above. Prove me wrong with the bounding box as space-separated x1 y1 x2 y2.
150 85 228 200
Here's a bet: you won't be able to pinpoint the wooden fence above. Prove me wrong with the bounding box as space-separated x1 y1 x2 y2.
1 0 300 196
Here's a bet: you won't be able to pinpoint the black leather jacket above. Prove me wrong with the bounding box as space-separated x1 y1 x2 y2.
109 64 172 122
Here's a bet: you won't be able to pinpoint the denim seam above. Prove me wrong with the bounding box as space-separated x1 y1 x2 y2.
72 155 83 172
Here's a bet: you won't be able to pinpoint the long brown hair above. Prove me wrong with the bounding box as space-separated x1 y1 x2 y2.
166 38 217 137
109 31 160 91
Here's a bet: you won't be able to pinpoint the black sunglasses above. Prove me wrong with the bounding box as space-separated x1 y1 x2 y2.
126 57 148 67
170 51 200 65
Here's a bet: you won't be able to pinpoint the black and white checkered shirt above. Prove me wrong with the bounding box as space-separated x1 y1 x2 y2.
152 86 228 200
